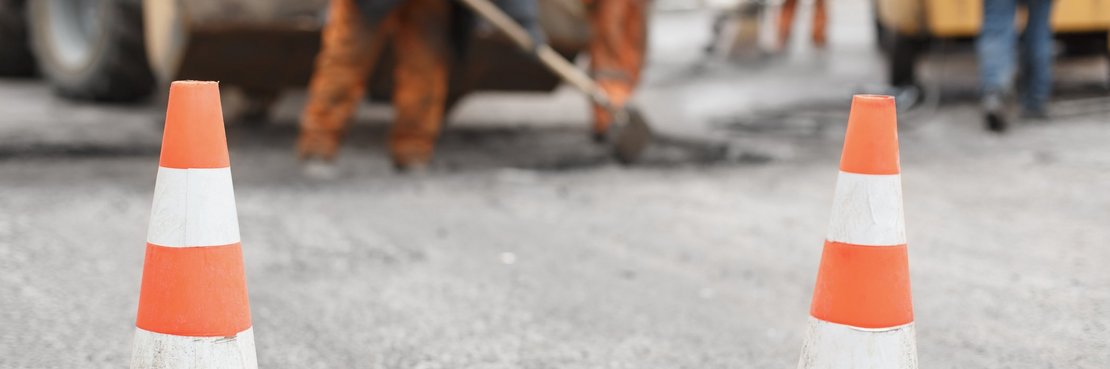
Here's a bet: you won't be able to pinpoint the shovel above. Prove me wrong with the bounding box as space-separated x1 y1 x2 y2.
456 0 652 163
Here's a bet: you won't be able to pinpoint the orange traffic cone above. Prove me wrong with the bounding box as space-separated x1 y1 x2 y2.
797 95 917 369
130 81 257 369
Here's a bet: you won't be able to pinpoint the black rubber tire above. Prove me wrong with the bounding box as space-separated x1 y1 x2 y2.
0 0 36 76
1059 32 1108 57
28 0 153 101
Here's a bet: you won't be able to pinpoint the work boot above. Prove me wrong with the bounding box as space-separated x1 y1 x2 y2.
982 91 1009 133
390 139 435 172
590 83 631 142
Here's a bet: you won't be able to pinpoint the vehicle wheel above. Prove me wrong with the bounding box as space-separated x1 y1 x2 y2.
28 0 153 101
0 0 36 76
1059 32 1108 57
886 33 926 87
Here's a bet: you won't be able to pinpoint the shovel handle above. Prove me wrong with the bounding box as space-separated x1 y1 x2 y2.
455 0 612 108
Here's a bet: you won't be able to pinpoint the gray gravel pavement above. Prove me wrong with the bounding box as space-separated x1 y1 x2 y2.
2 2 1109 368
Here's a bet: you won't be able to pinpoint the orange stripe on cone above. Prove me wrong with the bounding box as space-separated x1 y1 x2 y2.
159 81 230 169
839 95 900 175
810 241 912 329
136 243 252 337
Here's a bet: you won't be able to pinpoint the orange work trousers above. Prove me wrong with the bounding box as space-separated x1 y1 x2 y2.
586 0 648 137
298 0 648 166
298 0 450 168
778 0 827 49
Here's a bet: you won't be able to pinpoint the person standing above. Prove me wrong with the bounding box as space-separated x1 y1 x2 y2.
978 0 1055 132
777 0 827 50
297 0 648 170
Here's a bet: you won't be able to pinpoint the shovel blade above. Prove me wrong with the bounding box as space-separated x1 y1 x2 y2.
612 107 652 164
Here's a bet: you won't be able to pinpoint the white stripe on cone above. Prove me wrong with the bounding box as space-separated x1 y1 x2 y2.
797 317 917 369
826 172 906 246
148 167 241 247
131 327 258 369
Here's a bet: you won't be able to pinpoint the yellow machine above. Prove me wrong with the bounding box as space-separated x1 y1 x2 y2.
874 0 1110 86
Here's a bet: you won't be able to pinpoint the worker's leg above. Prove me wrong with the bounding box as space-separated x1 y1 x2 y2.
777 0 798 49
588 0 647 139
1020 0 1054 115
298 0 387 160
977 0 1017 131
978 0 1017 96
390 0 450 169
811 0 827 47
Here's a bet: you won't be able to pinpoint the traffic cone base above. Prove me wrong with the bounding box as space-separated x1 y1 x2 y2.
798 95 917 369
132 81 257 369
131 327 257 369
798 317 917 369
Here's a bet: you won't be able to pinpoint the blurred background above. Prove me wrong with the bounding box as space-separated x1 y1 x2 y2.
1 0 1108 367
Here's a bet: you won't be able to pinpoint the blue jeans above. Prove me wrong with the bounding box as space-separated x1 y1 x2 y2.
977 0 1055 111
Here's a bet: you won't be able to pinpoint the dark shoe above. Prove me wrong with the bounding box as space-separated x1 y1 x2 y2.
982 92 1009 133
985 111 1009 133
389 139 435 173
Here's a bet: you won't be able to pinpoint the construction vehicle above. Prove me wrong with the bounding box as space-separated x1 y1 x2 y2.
874 0 1110 87
0 0 604 120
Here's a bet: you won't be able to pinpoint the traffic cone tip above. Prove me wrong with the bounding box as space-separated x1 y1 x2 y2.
840 95 899 175
160 80 230 169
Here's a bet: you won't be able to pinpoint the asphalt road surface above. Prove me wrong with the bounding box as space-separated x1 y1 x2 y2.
2 2 1109 368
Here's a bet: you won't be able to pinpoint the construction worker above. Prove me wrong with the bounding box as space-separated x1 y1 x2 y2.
297 0 647 170
777 0 827 50
978 0 1054 132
